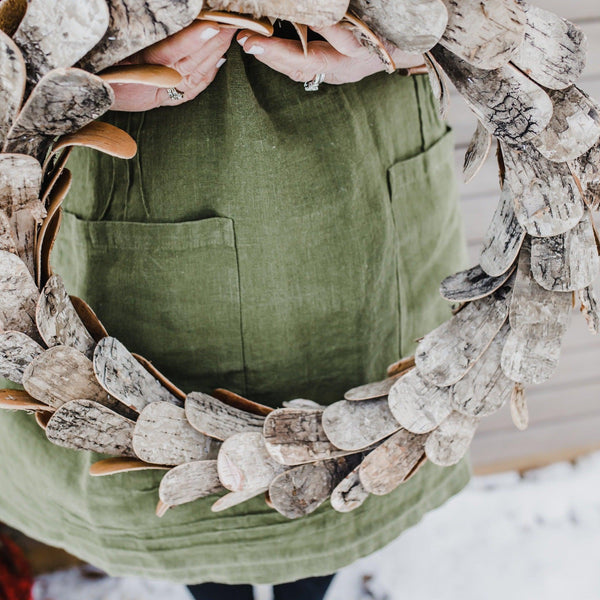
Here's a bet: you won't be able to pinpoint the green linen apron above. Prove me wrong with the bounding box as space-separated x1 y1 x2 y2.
0 39 472 584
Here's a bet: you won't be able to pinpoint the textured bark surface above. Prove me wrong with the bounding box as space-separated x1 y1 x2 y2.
158 460 224 507
14 0 109 86
424 411 479 466
450 322 512 418
386 355 416 378
530 212 600 292
415 288 510 387
4 68 114 161
263 408 353 465
424 52 449 119
322 398 399 451
341 11 394 73
0 387 51 411
132 402 221 466
10 205 42 277
480 185 526 277
388 368 452 434
217 431 286 492
211 488 266 513
89 457 169 476
208 0 348 27
0 210 16 253
571 140 600 211
0 154 42 213
512 3 587 90
0 250 39 339
463 122 493 184
80 0 204 73
94 336 183 413
349 0 447 53
440 264 515 302
579 286 600 334
440 0 525 70
269 455 361 519
70 295 108 342
36 274 95 358
532 87 600 163
432 45 552 145
0 31 25 147
330 465 369 513
501 143 584 237
46 399 135 456
211 387 273 416
185 391 264 441
344 375 400 401
510 383 528 431
358 429 426 496
0 330 43 384
282 398 323 410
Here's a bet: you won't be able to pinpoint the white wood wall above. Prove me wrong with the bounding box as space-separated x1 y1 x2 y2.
448 0 600 474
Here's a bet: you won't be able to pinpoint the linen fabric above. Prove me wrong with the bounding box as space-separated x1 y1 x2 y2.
0 41 472 584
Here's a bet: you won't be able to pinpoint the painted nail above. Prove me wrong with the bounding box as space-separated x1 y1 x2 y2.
200 27 219 40
216 58 226 68
237 35 248 45
246 45 264 55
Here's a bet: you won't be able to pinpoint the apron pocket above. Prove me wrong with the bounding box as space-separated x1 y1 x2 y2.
52 211 246 394
386 128 469 356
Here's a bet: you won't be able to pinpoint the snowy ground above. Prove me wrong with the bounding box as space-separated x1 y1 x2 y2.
34 451 600 600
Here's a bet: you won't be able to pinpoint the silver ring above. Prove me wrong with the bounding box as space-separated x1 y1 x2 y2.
304 73 326 92
166 87 185 101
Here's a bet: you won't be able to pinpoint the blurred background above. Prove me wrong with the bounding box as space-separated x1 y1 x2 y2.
1 1 599 599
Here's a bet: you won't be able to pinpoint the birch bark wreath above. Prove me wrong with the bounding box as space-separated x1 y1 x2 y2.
0 0 599 519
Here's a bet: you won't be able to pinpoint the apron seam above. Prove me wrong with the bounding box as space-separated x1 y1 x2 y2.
412 77 426 154
231 220 249 396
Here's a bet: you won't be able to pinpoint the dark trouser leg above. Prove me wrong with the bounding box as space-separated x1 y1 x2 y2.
187 582 254 600
273 573 336 600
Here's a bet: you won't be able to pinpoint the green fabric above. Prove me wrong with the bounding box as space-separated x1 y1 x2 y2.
0 43 472 584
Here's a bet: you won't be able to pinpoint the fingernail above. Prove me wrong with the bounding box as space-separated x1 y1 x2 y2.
200 27 219 40
216 58 226 68
237 35 248 46
246 45 264 55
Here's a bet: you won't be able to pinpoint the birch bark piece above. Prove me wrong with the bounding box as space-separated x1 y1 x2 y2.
207 0 348 28
330 465 369 513
511 240 574 338
415 288 510 387
321 398 400 451
0 30 25 147
46 398 135 457
440 0 525 70
197 11 274 36
0 210 16 254
440 264 515 303
269 455 361 519
512 3 587 91
501 143 584 237
282 398 323 410
432 46 553 145
386 355 416 378
263 408 354 465
0 0 27 36
344 375 400 401
0 154 42 213
35 410 51 430
89 457 169 477
387 368 453 435
0 388 51 411
185 391 264 441
37 205 62 287
13 0 109 87
0 250 39 339
341 11 394 73
424 52 449 119
570 141 600 211
578 286 600 335
450 322 512 418
70 295 108 343
349 0 448 53
463 122 493 184
93 336 183 413
531 87 600 163
79 0 206 73
358 429 427 496
480 185 526 277
0 330 43 384
3 68 115 161
22 345 114 410
36 275 95 358
211 387 273 416
424 411 479 467
211 488 266 513
530 213 600 292
510 384 528 431
159 460 224 507
98 64 182 87
500 329 562 385
291 22 309 57
217 431 287 492
132 402 221 466
10 204 43 279
130 352 186 402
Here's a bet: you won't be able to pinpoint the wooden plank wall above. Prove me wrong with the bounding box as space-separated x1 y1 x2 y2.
449 0 600 474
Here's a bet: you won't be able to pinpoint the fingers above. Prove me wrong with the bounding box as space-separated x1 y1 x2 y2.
309 24 366 58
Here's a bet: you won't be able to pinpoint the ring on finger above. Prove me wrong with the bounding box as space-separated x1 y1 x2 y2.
304 73 326 92
166 87 185 101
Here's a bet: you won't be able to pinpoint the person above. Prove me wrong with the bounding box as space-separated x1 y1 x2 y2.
0 16 472 599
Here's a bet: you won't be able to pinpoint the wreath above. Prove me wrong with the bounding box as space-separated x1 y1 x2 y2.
0 0 598 520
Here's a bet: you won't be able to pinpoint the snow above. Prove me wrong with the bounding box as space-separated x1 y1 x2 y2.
33 451 600 600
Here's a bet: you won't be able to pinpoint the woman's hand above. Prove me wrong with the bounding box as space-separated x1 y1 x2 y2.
236 23 424 85
110 20 236 112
